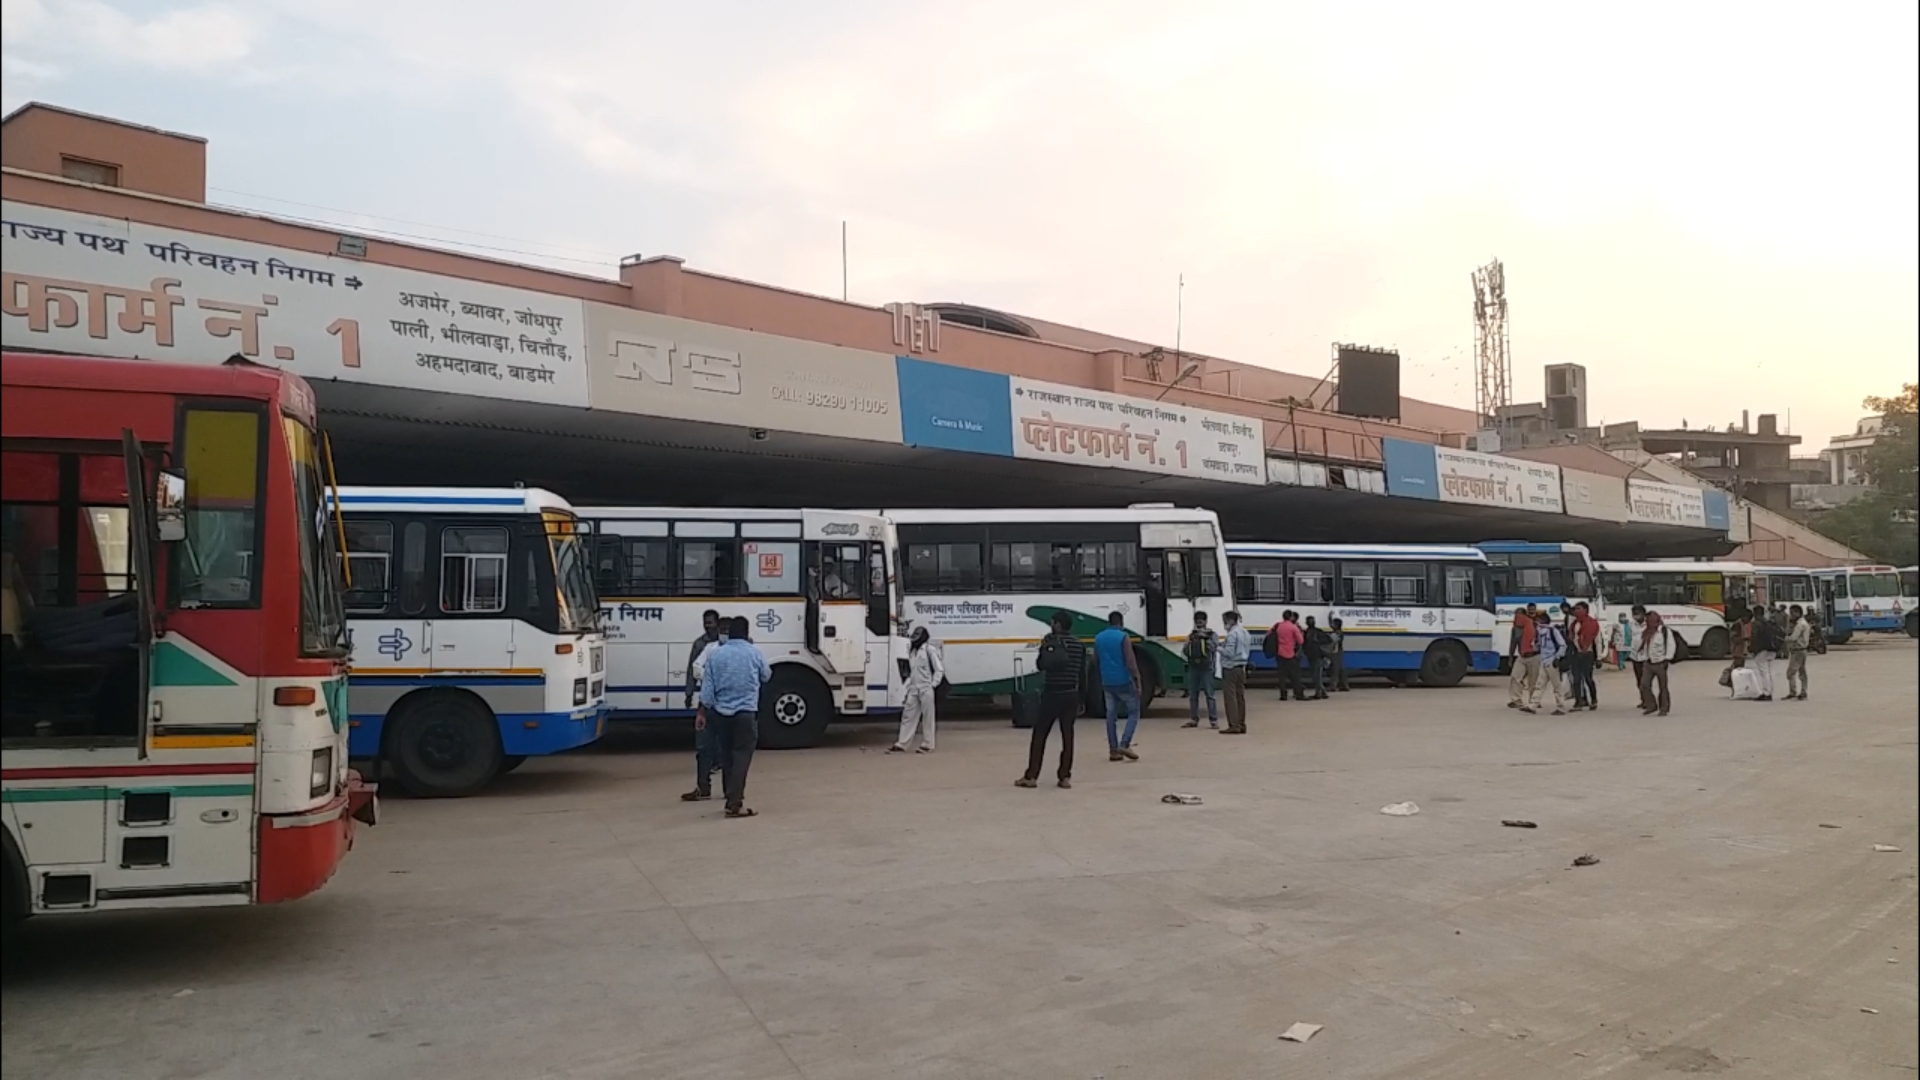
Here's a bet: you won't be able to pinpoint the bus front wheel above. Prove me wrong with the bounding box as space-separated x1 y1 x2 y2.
759 668 833 750
1696 627 1729 661
387 692 503 798
1906 612 1918 639
1418 641 1470 688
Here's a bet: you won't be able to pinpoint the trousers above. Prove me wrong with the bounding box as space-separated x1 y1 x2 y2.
1222 667 1248 732
1786 649 1808 696
708 709 758 808
896 688 937 750
1023 691 1078 781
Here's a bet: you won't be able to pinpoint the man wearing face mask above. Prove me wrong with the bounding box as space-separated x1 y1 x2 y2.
891 626 945 754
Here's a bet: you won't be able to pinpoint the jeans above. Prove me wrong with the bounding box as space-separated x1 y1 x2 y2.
1306 656 1326 698
1024 691 1078 781
708 709 758 809
1570 651 1594 708
1329 653 1348 691
1186 664 1218 725
1103 686 1140 750
1222 666 1248 732
693 718 724 795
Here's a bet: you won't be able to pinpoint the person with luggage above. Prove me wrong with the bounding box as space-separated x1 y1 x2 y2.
1745 608 1778 702
1532 609 1570 715
1095 611 1143 759
1303 616 1332 700
1179 611 1220 729
1219 610 1251 734
1784 604 1812 701
1017 610 1086 789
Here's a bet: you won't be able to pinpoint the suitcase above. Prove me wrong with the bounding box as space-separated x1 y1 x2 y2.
1010 654 1040 729
1730 666 1763 701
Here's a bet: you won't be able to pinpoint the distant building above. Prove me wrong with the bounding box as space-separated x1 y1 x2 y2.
1820 416 1884 486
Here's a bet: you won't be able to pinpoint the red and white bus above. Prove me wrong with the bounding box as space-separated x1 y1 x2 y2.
3 352 373 928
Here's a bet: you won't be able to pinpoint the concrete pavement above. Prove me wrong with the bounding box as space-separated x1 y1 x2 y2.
3 640 1915 1079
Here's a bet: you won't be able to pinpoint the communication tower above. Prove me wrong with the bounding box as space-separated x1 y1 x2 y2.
1472 259 1511 441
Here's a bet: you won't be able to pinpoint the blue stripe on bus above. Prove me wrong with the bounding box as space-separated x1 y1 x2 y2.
352 674 546 687
348 706 603 758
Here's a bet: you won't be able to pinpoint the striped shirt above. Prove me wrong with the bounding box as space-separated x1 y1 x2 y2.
1036 631 1087 694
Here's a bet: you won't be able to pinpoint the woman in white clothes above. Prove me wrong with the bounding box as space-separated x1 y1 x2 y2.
891 627 945 754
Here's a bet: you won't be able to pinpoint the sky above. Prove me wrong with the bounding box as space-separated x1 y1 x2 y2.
4 0 1916 448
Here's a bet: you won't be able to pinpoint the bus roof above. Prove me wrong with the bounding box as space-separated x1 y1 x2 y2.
1753 566 1815 576
1596 560 1756 575
1474 540 1594 554
2 350 316 422
337 486 576 515
1810 564 1899 575
883 506 1220 525
1228 542 1487 562
577 505 885 523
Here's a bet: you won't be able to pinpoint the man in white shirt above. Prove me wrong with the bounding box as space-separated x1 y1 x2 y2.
891 627 944 753
1785 605 1812 701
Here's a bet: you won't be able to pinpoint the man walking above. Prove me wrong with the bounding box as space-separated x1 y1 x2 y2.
1784 604 1811 701
1627 606 1654 710
1327 616 1350 692
891 627 944 752
679 609 724 802
1534 610 1570 715
1219 610 1251 734
1303 616 1331 700
1179 611 1220 729
700 616 771 818
1507 603 1542 712
1568 601 1600 710
1095 611 1142 759
1017 611 1086 788
1268 611 1307 701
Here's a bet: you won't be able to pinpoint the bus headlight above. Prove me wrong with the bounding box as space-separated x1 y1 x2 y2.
310 747 333 798
573 678 589 706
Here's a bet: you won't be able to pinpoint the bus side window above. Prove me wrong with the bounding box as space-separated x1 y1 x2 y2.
440 526 509 614
1444 565 1476 607
343 519 393 614
399 521 428 615
1163 550 1190 598
1381 562 1424 604
1339 562 1377 605
1288 561 1332 604
1191 549 1222 597
592 535 626 595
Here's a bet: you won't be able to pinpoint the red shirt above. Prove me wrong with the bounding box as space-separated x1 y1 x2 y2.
1275 620 1305 660
1573 613 1601 651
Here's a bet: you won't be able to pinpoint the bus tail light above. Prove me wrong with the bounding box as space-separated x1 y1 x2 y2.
275 686 317 707
310 748 333 798
555 643 575 655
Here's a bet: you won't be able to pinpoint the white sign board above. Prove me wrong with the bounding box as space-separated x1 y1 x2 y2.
1626 478 1708 527
2 201 588 406
1009 377 1265 485
1434 446 1565 513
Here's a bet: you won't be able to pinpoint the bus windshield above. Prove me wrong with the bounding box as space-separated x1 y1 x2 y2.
547 516 599 633
1853 571 1900 598
283 418 347 656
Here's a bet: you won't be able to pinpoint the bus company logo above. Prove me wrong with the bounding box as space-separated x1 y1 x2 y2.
757 609 783 635
1422 611 1439 626
819 522 862 536
378 628 413 662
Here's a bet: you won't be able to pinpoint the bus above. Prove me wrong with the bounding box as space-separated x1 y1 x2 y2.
1810 565 1907 643
336 487 608 796
575 506 901 750
1902 567 1918 637
3 353 371 928
1593 561 1754 660
1753 566 1817 612
888 504 1230 710
1226 543 1498 687
1474 541 1604 666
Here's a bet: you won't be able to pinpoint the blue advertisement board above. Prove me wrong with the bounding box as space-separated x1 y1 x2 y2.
1380 438 1441 500
1701 488 1731 532
895 357 1014 457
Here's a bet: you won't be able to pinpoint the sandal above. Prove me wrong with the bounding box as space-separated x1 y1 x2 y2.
724 806 757 818
680 790 711 802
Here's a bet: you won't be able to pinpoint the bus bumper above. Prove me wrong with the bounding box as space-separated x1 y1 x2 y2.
257 772 376 904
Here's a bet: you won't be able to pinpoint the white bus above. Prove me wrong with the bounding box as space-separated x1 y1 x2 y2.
1226 543 1499 687
1593 560 1754 661
576 506 902 750
1810 564 1908 642
888 504 1230 709
1475 541 1605 664
336 487 609 797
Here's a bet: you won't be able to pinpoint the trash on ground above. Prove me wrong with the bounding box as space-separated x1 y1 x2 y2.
1572 854 1600 867
1501 819 1538 829
1278 1022 1323 1043
1872 845 1902 853
1380 802 1420 816
1818 823 1841 829
171 989 194 998
1860 1007 1879 1015
1160 793 1203 805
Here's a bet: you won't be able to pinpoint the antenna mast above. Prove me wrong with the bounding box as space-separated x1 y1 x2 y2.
1472 259 1511 445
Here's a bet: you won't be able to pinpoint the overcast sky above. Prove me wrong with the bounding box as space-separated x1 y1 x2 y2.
5 0 1915 447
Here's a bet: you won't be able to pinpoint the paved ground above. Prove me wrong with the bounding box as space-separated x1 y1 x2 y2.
4 640 1916 1080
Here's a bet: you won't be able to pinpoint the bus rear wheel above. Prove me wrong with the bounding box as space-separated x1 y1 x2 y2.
1906 612 1918 639
1696 627 1729 661
388 693 503 798
759 668 832 750
1132 648 1162 705
1418 641 1470 687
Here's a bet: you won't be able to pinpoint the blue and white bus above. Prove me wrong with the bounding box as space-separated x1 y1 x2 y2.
1226 543 1499 687
1475 541 1605 667
335 486 608 796
1811 564 1907 643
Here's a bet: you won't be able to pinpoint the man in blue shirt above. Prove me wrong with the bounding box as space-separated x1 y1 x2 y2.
1094 611 1142 762
700 616 772 817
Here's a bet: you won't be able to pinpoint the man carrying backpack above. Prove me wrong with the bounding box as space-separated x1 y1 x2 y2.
1532 610 1570 716
1748 606 1779 702
1179 611 1220 729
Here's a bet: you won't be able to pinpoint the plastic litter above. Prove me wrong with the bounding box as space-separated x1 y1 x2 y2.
1571 854 1600 867
1872 845 1903 853
1160 793 1203 805
1278 1022 1323 1043
1501 819 1538 829
1818 823 1841 829
1380 802 1420 816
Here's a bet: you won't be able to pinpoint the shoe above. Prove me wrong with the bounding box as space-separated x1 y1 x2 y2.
1119 746 1139 761
1219 728 1246 735
915 746 933 754
1519 707 1536 715
1014 776 1038 788
1657 710 1670 716
1110 751 1125 762
1057 778 1072 789
1757 695 1773 702
887 745 906 753
1552 709 1566 716
680 789 711 802
1507 701 1520 709
1180 721 1199 728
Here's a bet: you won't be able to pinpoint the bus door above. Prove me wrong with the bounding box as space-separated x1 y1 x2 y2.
1142 552 1170 638
806 540 869 677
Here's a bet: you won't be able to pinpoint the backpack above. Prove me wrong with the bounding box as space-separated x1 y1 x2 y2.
1183 629 1214 665
1262 626 1279 659
1753 618 1779 653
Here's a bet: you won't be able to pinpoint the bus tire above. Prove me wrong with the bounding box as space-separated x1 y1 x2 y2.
1697 627 1729 661
386 692 503 798
498 755 528 775
759 667 833 750
2 829 28 939
1418 641 1471 688
1906 612 1918 639
1132 647 1162 705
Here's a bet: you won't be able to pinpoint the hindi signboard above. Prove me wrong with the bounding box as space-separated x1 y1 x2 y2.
1431 445 1565 514
1008 377 1265 485
1626 479 1709 528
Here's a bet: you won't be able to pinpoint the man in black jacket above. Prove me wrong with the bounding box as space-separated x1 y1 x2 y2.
1303 616 1332 700
1017 611 1086 789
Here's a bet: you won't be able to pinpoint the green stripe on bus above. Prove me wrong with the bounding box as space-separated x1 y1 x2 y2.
2 785 255 803
152 640 238 687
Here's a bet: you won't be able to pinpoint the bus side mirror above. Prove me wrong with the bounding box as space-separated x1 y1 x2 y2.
154 469 187 543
